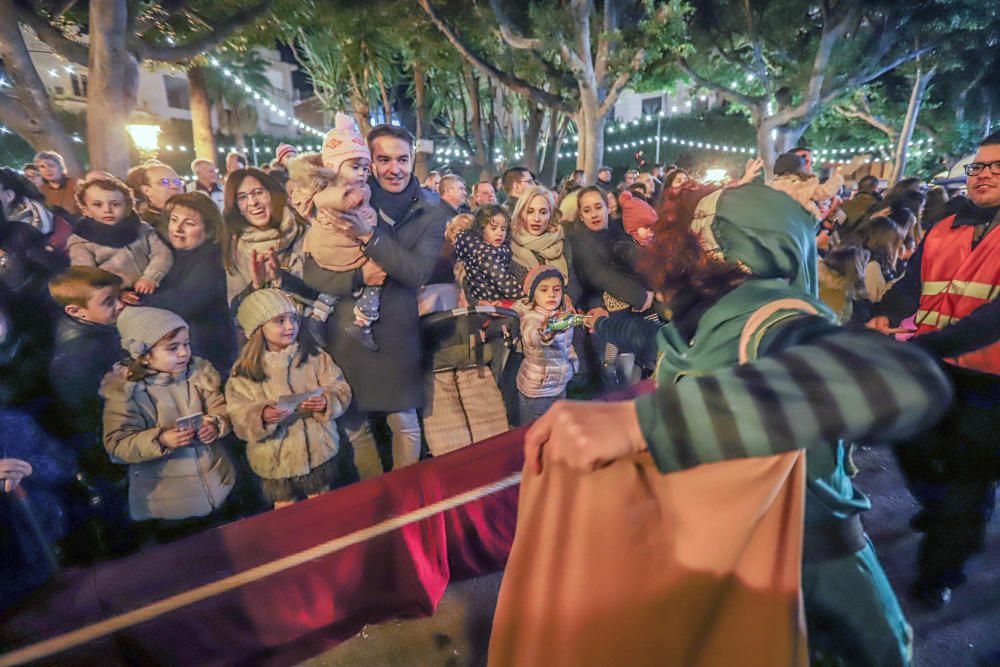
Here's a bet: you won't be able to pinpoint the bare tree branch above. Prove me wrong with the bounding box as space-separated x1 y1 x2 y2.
12 2 89 66
594 0 615 84
819 44 938 107
598 47 646 118
489 0 545 50
416 0 573 112
740 0 772 99
52 0 78 19
487 0 575 93
135 0 275 62
677 57 763 109
837 105 897 140
569 0 596 84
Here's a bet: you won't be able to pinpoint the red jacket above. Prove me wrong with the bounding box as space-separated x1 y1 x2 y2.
915 213 1000 374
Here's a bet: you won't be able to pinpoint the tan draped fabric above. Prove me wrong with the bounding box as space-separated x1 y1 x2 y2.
489 451 808 667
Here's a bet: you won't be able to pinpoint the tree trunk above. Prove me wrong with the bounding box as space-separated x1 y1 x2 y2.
346 66 373 136
462 65 491 181
575 98 607 184
232 115 247 152
890 66 936 185
412 61 429 182
756 113 805 178
522 104 544 174
87 0 135 176
539 109 565 187
0 3 83 175
373 65 392 123
187 66 216 162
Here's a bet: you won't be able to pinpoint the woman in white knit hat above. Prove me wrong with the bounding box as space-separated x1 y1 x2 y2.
225 289 352 507
99 306 235 533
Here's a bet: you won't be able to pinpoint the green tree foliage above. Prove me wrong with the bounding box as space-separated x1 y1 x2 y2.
649 0 992 173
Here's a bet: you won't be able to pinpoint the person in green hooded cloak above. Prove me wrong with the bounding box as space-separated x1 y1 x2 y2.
524 181 955 666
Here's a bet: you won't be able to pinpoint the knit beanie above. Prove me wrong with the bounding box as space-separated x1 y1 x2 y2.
236 288 298 335
773 151 806 177
275 143 297 165
620 190 658 235
523 265 566 303
117 307 188 358
321 113 371 175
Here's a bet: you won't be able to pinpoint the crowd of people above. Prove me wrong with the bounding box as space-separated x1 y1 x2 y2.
1 115 998 665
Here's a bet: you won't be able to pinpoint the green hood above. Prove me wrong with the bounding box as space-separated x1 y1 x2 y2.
691 183 819 296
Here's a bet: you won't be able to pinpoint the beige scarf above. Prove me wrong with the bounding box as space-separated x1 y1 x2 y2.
511 224 569 279
237 206 304 259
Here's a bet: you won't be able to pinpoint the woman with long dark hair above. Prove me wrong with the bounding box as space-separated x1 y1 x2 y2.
221 168 308 304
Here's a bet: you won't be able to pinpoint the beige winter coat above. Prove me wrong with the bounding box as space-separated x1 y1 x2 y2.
67 222 173 289
767 171 844 221
516 304 579 398
100 357 234 521
303 182 377 272
225 344 352 480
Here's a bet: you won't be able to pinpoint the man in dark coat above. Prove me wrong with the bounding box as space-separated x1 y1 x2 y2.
304 124 451 479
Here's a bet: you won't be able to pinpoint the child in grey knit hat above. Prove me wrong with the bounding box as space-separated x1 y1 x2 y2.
226 289 352 507
99 306 235 525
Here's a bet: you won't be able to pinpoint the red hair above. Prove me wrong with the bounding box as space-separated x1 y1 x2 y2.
638 181 749 299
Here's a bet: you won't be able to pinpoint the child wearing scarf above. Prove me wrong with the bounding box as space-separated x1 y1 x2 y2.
66 177 173 305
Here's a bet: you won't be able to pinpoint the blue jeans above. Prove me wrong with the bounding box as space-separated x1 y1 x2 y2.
518 391 565 427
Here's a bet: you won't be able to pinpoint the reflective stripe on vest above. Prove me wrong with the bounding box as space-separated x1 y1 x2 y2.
916 214 1000 374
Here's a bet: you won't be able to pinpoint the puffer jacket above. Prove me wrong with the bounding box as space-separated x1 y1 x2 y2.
100 357 234 521
767 171 844 221
516 303 579 398
67 220 173 289
225 344 351 480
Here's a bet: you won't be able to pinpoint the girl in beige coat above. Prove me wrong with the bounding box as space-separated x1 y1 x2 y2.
100 307 234 524
226 289 352 506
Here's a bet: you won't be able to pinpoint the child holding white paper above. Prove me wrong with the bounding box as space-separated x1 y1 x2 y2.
100 307 235 525
226 289 352 507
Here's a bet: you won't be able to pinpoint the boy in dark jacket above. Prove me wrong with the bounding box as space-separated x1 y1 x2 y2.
47 266 136 561
47 267 126 481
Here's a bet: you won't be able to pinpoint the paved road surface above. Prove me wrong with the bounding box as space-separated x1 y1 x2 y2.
854 445 1000 667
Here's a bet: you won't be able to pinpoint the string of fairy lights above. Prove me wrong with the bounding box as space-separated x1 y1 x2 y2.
433 110 937 166
1 56 937 169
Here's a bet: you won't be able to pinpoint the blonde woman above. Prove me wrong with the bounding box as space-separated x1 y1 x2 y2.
509 185 580 303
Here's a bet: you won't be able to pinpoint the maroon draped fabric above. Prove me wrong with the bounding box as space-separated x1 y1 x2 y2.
0 427 525 667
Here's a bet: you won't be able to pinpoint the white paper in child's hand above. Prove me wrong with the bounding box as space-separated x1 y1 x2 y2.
176 413 204 431
277 389 323 413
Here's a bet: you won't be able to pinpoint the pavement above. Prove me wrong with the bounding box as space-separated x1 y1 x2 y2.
853 445 1000 667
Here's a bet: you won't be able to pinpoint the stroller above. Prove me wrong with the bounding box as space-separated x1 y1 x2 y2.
420 305 521 456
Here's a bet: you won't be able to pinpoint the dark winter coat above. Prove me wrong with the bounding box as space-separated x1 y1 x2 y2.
0 218 67 297
303 176 451 413
567 222 649 311
0 408 76 611
49 313 125 436
453 231 522 302
141 242 238 374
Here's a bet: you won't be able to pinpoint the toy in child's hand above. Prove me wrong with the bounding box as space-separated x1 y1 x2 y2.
545 312 590 332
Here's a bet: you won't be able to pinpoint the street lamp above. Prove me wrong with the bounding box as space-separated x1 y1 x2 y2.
127 123 161 159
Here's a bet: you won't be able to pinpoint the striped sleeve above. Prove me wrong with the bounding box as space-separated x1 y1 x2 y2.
634 329 954 474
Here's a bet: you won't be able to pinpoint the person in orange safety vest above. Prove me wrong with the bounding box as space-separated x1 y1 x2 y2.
869 130 1000 608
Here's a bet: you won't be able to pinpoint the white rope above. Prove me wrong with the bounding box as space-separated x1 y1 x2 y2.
0 472 523 667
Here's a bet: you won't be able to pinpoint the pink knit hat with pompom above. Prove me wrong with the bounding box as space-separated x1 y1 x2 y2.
321 113 371 175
